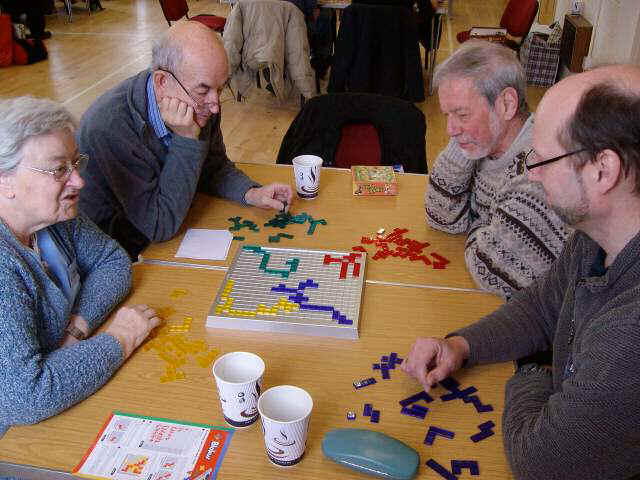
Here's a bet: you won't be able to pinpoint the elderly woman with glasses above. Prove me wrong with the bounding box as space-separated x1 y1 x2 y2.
0 97 161 437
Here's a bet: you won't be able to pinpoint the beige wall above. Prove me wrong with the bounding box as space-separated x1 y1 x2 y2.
554 0 640 67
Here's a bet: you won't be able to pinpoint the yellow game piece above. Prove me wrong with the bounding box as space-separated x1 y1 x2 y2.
169 288 189 300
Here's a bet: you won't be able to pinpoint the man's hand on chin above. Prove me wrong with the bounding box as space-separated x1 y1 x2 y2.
159 96 201 140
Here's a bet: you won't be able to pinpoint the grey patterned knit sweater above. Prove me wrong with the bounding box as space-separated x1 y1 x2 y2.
425 115 571 297
452 229 640 480
0 215 128 438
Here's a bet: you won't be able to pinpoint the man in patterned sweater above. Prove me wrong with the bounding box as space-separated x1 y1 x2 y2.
404 64 640 480
425 41 570 298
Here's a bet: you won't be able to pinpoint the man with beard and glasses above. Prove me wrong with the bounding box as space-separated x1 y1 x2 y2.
77 22 292 260
425 41 570 299
403 64 640 480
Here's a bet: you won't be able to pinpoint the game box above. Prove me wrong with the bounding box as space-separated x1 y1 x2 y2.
351 166 398 196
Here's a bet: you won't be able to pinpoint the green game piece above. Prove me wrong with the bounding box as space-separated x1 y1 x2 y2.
278 233 294 239
268 236 281 243
307 217 327 235
232 236 245 241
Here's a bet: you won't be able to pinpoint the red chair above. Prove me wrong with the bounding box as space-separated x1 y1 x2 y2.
158 0 226 33
456 0 538 46
334 123 382 168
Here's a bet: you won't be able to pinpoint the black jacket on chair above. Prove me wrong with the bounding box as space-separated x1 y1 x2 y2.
328 3 425 102
276 93 427 174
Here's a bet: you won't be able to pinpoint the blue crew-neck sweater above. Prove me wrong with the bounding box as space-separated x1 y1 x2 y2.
0 214 129 438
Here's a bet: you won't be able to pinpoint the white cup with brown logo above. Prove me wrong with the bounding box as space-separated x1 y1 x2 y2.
292 155 323 199
212 352 265 428
258 385 313 466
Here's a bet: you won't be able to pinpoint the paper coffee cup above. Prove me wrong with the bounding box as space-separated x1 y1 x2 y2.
258 385 313 466
292 155 323 199
212 352 265 428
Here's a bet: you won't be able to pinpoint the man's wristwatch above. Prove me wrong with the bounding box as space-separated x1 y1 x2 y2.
66 324 87 341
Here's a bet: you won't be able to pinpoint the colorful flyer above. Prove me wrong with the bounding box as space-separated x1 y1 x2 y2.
73 411 233 480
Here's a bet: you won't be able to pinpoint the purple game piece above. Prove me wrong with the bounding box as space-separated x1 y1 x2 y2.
440 385 477 401
370 410 380 423
401 405 428 419
470 430 495 443
399 391 434 407
470 421 496 443
363 403 373 416
467 396 494 413
451 460 480 476
478 420 495 430
439 377 460 391
373 363 381 370
381 365 390 379
425 459 457 480
353 377 377 389
424 426 455 445
381 355 389 363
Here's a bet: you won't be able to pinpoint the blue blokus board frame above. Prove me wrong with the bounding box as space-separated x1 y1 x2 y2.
206 246 365 339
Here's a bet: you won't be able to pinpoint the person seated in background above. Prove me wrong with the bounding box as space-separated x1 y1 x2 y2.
425 41 570 298
404 64 640 480
284 0 334 78
0 0 51 39
0 97 162 437
77 21 292 259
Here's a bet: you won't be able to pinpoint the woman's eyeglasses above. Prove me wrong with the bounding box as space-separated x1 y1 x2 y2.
24 153 89 182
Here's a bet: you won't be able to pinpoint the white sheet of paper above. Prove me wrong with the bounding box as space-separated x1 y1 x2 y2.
175 229 233 260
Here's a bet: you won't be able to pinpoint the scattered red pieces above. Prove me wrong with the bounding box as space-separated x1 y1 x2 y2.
356 228 450 270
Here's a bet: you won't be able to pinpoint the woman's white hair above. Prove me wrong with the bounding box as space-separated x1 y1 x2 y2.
0 96 76 174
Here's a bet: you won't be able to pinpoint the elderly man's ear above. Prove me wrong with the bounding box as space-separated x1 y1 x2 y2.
0 174 15 199
495 87 520 121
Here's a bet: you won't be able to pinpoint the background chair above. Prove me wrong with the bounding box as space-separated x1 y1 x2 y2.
158 0 226 33
277 93 428 174
456 0 538 47
327 3 425 103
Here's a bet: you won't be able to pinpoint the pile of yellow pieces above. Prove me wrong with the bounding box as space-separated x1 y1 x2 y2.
143 305 219 383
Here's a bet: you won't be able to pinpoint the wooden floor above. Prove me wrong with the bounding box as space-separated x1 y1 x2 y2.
0 0 546 169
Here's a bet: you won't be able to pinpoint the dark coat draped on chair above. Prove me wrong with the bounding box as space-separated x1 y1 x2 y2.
277 93 428 174
328 3 425 102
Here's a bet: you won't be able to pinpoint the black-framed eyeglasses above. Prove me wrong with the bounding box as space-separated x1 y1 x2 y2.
24 153 88 182
157 68 224 115
524 148 588 170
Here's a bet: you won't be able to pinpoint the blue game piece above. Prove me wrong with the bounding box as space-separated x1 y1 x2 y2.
401 405 428 420
470 430 495 443
478 420 495 430
370 410 380 423
439 377 460 390
363 404 373 417
381 366 390 379
347 411 357 421
425 459 457 480
354 378 377 390
451 460 480 476
399 391 434 407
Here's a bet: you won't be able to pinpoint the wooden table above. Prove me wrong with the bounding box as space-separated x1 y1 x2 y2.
141 164 478 292
0 264 513 479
